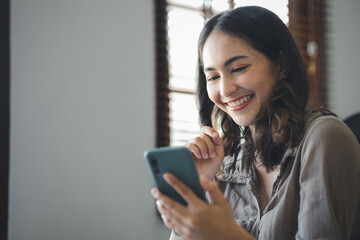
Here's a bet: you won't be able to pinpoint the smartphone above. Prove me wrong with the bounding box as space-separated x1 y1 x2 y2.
144 146 207 206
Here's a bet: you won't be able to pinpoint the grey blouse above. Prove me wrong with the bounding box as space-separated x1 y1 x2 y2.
217 113 360 239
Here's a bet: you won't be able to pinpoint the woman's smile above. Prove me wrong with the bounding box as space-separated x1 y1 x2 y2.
224 94 254 111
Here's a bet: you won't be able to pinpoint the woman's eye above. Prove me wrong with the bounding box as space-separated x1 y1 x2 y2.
232 65 249 73
207 75 219 81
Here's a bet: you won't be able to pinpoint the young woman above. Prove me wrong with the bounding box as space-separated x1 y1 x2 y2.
151 6 360 240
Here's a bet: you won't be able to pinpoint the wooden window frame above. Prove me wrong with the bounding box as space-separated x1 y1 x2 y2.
155 0 171 147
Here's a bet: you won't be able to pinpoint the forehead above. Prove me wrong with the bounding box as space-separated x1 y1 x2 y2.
202 31 258 66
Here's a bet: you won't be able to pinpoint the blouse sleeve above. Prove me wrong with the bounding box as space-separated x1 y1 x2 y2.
296 116 360 240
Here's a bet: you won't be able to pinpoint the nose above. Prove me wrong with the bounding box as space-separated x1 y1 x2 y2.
219 75 237 97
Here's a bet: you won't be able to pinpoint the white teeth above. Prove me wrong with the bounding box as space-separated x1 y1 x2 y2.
227 95 251 107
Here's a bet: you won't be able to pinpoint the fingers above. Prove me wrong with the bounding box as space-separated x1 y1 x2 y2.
156 200 186 233
163 173 203 205
151 187 187 216
187 136 213 159
201 126 223 147
161 214 183 235
199 176 227 206
209 131 223 147
151 176 233 239
151 186 190 235
199 133 217 159
186 126 222 159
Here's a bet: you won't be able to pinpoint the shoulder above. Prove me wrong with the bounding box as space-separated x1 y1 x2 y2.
298 113 360 170
303 114 358 147
294 114 360 239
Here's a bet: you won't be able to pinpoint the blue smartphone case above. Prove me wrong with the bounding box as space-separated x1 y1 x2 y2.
144 146 207 206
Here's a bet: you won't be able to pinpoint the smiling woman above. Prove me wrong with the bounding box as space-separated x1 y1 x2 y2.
152 6 360 240
196 5 309 173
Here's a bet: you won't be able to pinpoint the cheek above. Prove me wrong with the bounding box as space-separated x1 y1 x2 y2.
207 85 229 114
206 84 217 103
255 79 277 105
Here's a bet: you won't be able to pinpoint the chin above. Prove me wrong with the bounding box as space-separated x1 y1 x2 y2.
232 117 254 127
225 108 259 128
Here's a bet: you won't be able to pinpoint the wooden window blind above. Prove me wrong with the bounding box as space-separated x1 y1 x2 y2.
155 0 171 147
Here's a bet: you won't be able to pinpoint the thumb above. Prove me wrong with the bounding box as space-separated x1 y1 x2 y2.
210 131 223 147
200 176 227 206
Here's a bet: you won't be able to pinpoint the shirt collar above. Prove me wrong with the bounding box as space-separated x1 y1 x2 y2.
218 146 298 184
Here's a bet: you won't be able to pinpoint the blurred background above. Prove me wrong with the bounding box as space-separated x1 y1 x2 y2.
3 0 359 239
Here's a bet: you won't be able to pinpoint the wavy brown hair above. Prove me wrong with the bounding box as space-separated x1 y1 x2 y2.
196 6 309 172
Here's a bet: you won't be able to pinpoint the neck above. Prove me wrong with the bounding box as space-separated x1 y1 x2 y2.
249 125 256 144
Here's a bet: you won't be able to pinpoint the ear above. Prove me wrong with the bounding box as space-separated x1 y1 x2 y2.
276 51 289 80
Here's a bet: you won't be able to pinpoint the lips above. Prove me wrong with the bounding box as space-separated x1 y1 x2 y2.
225 94 254 111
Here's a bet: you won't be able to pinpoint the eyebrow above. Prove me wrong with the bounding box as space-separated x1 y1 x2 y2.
204 55 248 72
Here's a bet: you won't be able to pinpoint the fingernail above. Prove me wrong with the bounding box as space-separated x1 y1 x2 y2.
163 173 172 183
151 188 159 198
210 152 216 158
160 214 167 222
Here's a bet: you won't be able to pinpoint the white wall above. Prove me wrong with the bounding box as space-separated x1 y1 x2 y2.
9 0 360 239
9 0 169 239
328 0 360 119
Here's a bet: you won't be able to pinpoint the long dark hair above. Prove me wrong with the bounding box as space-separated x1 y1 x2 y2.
196 6 309 172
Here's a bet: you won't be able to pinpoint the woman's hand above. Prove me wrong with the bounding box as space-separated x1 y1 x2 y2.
151 173 255 240
185 126 224 180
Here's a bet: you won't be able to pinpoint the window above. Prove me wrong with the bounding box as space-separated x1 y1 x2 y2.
155 0 326 147
167 3 204 146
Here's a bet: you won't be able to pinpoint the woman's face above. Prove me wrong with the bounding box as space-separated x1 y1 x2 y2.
202 31 281 127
